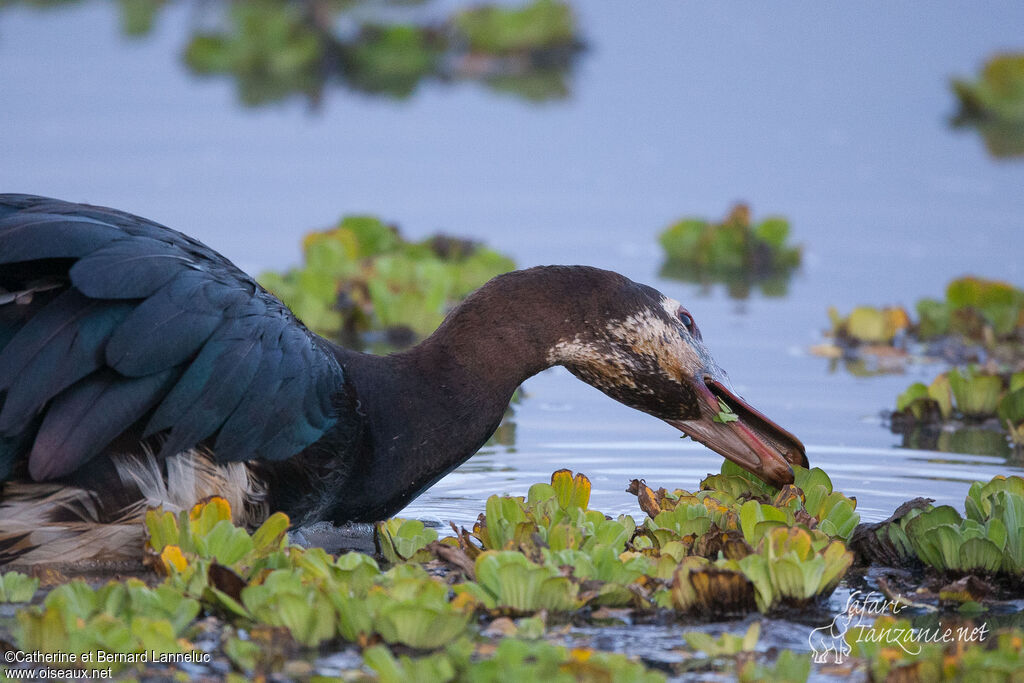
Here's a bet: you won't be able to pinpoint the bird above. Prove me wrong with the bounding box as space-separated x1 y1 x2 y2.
0 194 806 566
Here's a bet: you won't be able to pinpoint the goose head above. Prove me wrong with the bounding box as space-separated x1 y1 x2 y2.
545 272 807 485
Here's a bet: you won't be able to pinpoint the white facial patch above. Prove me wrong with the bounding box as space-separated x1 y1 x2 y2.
545 296 704 395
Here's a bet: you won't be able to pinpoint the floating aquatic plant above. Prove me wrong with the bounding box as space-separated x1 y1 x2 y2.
917 276 1024 342
684 622 810 683
363 642 466 683
456 550 582 613
459 469 636 557
376 517 438 564
544 545 653 606
339 24 442 99
826 305 911 346
0 465 962 679
658 204 801 298
0 571 38 603
144 496 290 575
259 215 515 346
185 0 324 106
181 0 583 107
737 527 852 612
633 463 856 614
819 277 1024 383
241 568 337 647
633 461 859 546
455 0 576 55
846 616 1022 682
826 276 1024 352
953 54 1024 122
14 579 200 670
856 475 1024 580
449 470 652 609
366 636 664 683
380 581 476 649
894 368 1024 445
668 557 757 616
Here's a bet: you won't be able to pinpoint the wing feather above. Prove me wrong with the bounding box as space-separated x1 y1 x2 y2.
0 194 347 482
69 236 190 299
147 316 265 458
0 289 133 431
28 369 176 480
105 271 223 377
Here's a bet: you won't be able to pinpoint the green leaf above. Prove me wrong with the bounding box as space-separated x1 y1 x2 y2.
754 218 790 249
998 387 1024 425
713 397 739 424
949 367 1004 417
0 572 39 603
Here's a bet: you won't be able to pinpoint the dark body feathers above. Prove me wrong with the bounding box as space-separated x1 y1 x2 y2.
0 195 352 534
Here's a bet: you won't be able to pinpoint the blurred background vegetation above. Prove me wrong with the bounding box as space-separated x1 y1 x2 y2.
1 0 583 105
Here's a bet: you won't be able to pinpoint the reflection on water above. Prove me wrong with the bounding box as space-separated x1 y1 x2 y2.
658 260 795 300
893 423 1020 461
953 115 1024 159
950 52 1024 159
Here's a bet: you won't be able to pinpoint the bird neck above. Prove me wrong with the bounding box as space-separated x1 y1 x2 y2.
327 269 575 521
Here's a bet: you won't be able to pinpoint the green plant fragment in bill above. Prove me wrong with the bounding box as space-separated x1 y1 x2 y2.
713 397 739 424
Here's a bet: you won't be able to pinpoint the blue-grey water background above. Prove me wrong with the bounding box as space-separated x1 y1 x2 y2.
2 1 1023 533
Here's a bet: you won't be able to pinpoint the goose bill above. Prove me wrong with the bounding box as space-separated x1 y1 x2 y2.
666 378 807 486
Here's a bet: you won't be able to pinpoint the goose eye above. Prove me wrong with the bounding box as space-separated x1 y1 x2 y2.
676 307 701 339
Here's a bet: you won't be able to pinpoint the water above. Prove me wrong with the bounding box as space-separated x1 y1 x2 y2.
2 1 1023 528
2 3 1024 668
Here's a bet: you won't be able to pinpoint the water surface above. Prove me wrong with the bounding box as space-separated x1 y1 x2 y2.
2 1 1023 529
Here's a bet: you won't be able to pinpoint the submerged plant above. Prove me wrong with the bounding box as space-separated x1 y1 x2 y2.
684 622 760 657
